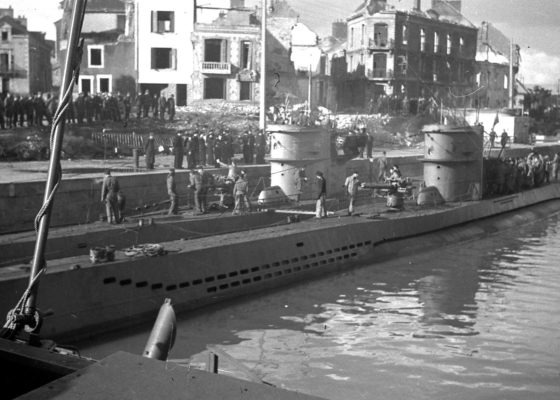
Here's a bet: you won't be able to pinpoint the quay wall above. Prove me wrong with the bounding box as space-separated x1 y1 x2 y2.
0 166 270 234
2 144 557 234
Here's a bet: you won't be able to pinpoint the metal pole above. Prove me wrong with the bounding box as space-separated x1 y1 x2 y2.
24 0 88 326
259 0 267 131
308 63 312 115
508 38 514 109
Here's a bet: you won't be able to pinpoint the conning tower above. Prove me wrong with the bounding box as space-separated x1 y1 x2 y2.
422 124 484 202
268 124 331 201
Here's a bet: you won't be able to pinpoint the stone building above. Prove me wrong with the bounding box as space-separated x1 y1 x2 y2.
342 0 478 110
0 7 52 94
55 0 135 96
190 2 260 103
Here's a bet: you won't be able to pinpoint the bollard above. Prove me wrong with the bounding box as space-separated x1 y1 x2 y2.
132 148 139 171
207 352 219 374
142 298 176 361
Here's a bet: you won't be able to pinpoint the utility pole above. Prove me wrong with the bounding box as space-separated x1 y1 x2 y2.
259 0 267 131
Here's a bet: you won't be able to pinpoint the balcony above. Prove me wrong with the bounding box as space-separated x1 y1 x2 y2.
367 68 393 80
368 38 394 51
0 65 15 76
201 61 231 75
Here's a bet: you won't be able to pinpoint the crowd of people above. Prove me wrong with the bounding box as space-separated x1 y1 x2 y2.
0 92 56 129
486 151 560 196
143 129 268 171
0 90 177 129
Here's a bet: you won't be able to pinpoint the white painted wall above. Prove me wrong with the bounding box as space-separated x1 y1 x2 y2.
136 0 194 84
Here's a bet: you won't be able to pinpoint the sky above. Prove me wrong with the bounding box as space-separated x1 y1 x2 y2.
4 0 559 90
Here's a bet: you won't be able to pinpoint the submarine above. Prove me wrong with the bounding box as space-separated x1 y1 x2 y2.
1 123 560 342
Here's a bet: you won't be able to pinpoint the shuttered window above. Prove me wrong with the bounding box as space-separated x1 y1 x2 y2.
151 11 175 33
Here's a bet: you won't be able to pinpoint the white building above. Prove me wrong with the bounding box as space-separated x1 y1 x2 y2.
135 0 195 105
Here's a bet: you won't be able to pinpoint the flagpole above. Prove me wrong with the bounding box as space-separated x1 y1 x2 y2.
508 38 514 109
259 0 267 131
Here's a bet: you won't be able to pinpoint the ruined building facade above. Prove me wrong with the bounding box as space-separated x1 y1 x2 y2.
55 0 135 96
342 0 477 110
0 7 52 94
190 6 261 103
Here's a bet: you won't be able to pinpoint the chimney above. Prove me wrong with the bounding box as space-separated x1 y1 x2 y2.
415 0 422 11
17 16 27 27
332 21 347 41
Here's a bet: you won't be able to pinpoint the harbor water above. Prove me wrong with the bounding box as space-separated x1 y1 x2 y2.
79 212 560 400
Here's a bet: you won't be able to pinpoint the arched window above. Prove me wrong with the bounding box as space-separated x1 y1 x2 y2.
420 28 426 52
402 25 408 45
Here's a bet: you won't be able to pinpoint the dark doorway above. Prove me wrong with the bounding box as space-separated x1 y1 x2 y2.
1 78 9 93
176 84 187 106
99 78 110 93
204 78 226 100
240 82 251 101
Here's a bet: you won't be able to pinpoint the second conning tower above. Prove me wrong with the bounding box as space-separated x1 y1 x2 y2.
421 124 484 202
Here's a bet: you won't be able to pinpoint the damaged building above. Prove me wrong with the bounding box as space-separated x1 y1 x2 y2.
190 1 260 103
475 21 520 109
0 7 52 94
342 0 478 111
56 0 135 96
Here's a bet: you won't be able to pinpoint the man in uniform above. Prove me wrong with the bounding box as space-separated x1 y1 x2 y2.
168 94 176 122
172 132 184 169
189 167 208 214
136 91 143 119
144 134 156 169
142 90 151 118
344 171 360 216
167 168 178 215
501 129 509 149
232 170 250 215
101 170 121 224
315 171 327 219
123 93 132 122
489 129 496 148
159 94 167 121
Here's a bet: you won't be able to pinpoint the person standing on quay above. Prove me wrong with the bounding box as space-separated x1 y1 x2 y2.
172 132 184 169
315 171 327 219
167 168 178 215
551 152 560 181
101 170 120 224
159 94 167 121
144 134 156 170
168 94 176 122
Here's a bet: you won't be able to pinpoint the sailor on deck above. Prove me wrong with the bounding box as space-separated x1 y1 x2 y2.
315 171 327 219
344 171 360 216
232 170 251 215
167 168 178 215
101 169 121 224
